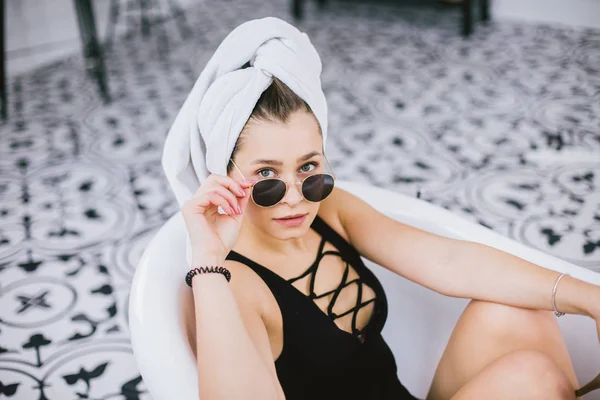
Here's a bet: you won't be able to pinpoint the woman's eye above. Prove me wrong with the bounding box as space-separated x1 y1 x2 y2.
257 168 274 178
300 162 318 173
256 162 318 178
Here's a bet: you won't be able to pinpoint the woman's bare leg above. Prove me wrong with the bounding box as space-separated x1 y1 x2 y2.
426 299 580 400
449 349 575 400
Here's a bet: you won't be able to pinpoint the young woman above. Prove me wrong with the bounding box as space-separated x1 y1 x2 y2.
180 77 600 400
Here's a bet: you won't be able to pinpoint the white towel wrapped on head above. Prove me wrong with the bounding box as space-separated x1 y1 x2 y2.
161 16 329 208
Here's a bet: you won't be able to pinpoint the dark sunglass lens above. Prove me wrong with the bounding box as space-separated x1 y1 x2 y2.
253 179 287 207
302 174 334 202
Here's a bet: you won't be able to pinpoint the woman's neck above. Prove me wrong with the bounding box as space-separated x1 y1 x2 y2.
234 219 314 258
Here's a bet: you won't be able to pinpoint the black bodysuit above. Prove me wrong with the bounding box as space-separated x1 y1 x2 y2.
226 214 419 400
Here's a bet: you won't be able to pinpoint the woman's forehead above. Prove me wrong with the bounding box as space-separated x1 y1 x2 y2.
245 128 320 146
241 146 323 166
240 127 322 159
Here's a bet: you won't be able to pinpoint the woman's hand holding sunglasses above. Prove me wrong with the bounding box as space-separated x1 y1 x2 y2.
181 174 253 265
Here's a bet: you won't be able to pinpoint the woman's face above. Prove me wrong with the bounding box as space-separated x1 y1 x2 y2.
230 109 325 239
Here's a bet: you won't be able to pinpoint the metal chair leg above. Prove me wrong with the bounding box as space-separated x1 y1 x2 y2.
1 0 7 120
73 0 111 103
462 0 473 36
292 0 304 20
480 0 490 21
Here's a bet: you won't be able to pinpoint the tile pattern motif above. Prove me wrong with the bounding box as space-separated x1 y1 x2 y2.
0 0 599 398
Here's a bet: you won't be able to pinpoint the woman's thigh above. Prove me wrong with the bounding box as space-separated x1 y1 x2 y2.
426 299 579 400
448 349 576 400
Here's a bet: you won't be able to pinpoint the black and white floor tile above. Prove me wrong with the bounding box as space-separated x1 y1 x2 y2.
1 0 599 398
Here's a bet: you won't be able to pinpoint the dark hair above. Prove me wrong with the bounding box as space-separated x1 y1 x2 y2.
226 75 322 175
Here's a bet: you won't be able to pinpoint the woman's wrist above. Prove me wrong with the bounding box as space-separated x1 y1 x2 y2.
555 275 600 318
191 249 226 267
591 286 600 320
577 280 600 319
187 268 224 288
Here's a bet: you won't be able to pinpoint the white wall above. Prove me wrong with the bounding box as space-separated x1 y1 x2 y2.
492 0 600 29
6 0 109 74
5 0 200 75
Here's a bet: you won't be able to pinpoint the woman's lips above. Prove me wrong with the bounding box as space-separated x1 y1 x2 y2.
274 214 308 227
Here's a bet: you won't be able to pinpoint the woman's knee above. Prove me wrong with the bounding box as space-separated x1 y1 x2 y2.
463 299 558 341
490 349 575 399
450 349 575 400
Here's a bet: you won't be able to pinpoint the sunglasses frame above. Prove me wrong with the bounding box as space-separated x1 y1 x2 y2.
229 153 337 208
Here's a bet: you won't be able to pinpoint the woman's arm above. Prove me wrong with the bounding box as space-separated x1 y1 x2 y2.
438 240 600 317
332 187 600 319
191 255 285 400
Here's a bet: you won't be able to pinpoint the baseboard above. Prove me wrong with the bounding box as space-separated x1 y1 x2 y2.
492 0 600 29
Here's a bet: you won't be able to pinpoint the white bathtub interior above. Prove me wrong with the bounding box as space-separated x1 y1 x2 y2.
128 179 600 400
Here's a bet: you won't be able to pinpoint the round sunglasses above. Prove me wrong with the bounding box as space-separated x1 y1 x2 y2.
229 155 336 208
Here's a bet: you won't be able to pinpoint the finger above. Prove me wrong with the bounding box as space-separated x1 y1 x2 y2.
192 190 235 216
229 188 251 222
206 191 237 216
208 174 247 197
192 175 242 200
207 186 242 214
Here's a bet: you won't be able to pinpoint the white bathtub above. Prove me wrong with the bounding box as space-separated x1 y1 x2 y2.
128 179 600 400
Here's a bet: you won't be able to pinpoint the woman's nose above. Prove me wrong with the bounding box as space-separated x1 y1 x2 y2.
282 181 304 204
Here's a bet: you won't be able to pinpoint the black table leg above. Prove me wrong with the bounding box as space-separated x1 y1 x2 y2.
480 0 490 21
73 0 110 103
292 0 304 20
1 0 6 120
462 0 473 36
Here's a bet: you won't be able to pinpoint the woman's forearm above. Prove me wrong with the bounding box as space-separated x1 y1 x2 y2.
441 241 600 318
191 258 280 400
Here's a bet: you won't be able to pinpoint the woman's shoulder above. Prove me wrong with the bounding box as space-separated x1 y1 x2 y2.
317 186 351 243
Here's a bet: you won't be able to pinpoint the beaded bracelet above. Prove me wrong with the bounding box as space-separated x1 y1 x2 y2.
185 266 231 287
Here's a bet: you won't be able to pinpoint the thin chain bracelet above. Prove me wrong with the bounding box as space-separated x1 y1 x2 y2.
552 272 569 317
185 266 231 287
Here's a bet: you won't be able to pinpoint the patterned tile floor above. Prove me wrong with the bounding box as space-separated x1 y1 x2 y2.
0 0 599 398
